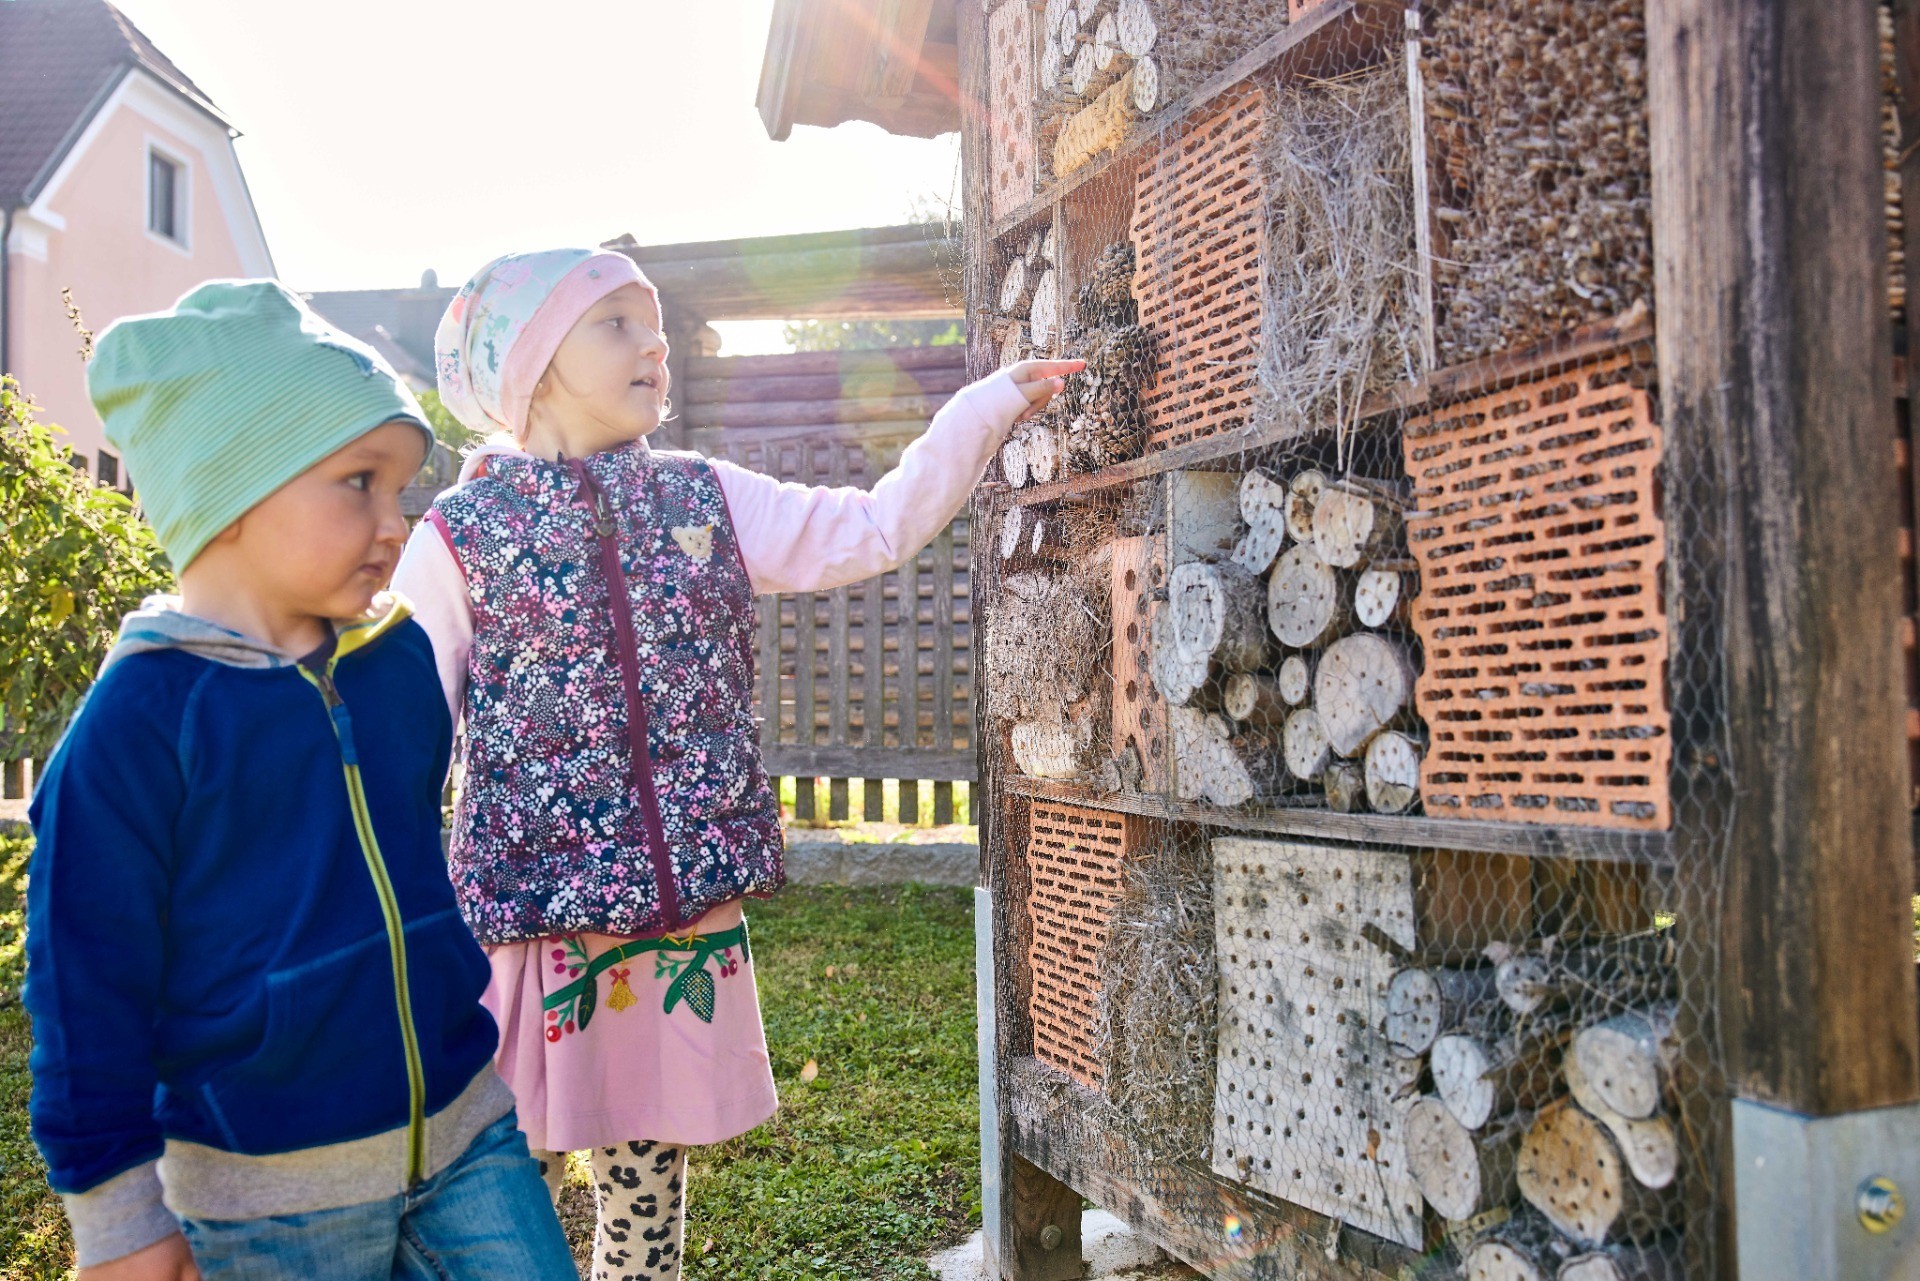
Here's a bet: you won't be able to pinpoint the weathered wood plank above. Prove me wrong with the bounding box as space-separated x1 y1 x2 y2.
1001 776 1670 868
1648 0 1919 1123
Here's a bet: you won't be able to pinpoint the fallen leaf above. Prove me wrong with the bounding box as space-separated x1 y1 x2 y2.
825 965 836 978
703 1239 715 1255
857 1011 868 1023
842 962 859 977
799 1057 820 1083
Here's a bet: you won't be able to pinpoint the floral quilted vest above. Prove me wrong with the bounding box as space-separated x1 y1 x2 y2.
431 442 785 944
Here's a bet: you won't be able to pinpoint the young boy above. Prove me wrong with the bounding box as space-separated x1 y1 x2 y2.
25 281 577 1280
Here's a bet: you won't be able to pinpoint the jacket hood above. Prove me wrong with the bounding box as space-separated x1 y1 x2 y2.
101 592 413 673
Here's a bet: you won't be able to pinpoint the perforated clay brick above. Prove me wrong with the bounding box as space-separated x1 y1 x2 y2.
1404 355 1671 829
988 1 1036 223
1131 88 1267 453
1026 801 1136 1087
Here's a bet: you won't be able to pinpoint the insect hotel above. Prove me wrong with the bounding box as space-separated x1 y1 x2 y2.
759 0 1920 1277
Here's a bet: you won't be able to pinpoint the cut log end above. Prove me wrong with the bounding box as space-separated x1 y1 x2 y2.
1268 542 1344 647
1277 654 1313 706
1354 568 1406 628
1283 706 1331 781
1315 633 1414 758
1364 730 1422 814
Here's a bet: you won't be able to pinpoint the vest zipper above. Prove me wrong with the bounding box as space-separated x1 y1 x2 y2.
573 461 684 930
303 663 428 1186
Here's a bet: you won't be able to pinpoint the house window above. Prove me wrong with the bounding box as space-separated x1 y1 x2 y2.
96 451 119 488
148 151 181 242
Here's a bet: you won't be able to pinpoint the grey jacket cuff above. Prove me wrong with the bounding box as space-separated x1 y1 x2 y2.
61 1160 179 1267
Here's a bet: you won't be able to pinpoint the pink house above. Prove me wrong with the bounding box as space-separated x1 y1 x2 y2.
0 0 273 482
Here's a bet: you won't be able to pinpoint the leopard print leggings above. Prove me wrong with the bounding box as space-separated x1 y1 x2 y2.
532 1141 687 1281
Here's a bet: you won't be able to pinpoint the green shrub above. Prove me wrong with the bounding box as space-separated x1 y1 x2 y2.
0 378 171 757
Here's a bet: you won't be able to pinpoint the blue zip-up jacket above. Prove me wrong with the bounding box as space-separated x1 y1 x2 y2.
24 597 505 1265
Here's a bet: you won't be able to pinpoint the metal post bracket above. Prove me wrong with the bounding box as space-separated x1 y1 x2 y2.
1734 1097 1920 1280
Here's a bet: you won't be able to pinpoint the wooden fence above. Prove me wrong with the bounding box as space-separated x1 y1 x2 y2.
684 344 975 825
0 346 978 829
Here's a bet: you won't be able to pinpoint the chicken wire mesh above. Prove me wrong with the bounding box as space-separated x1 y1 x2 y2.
956 0 1911 1277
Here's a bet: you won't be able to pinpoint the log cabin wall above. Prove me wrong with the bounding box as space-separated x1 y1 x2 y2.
962 0 1919 1277
681 344 976 825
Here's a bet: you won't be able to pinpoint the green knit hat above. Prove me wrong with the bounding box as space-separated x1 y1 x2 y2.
88 279 432 570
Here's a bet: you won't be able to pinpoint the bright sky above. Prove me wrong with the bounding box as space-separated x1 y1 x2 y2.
109 0 963 311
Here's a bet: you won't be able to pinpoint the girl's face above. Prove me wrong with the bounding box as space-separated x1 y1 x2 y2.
527 283 670 455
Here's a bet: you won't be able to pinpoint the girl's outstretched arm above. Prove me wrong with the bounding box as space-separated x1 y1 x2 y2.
714 360 1080 596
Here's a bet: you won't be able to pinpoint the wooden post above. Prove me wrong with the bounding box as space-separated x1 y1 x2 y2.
1647 0 1920 1269
960 0 1084 1272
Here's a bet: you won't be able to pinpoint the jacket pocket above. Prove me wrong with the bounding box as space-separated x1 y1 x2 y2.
198 910 486 1154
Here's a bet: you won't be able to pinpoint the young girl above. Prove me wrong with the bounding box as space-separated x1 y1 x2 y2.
393 247 1077 1281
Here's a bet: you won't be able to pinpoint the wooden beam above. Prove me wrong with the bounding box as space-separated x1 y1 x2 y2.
1647 0 1918 1132
679 366 968 406
1000 776 1671 868
607 225 962 321
865 0 937 105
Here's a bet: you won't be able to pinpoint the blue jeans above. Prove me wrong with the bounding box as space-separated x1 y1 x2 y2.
179 1112 576 1280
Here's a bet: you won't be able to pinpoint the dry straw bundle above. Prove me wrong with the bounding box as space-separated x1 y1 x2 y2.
1256 63 1422 455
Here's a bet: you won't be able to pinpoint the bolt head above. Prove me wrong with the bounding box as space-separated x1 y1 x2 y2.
1860 1176 1905 1235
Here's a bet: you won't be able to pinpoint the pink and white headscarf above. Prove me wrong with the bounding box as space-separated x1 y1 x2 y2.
434 248 659 441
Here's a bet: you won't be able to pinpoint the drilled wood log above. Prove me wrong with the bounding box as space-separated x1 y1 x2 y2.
1313 488 1402 569
1131 54 1159 114
1434 1030 1566 1131
1518 1101 1681 1246
1267 542 1347 647
1027 421 1063 484
1010 700 1100 779
1354 568 1408 629
1557 1241 1686 1281
1282 706 1332 781
1000 324 1026 369
1464 1211 1566 1281
1364 729 1423 814
1000 257 1034 318
1386 964 1499 1059
998 504 1025 562
1569 1004 1677 1121
1148 603 1211 707
1093 11 1120 71
1324 760 1366 813
1170 561 1268 672
1285 469 1326 542
1407 1098 1522 1223
1315 633 1415 758
1030 268 1062 347
1116 0 1157 55
1467 1241 1551 1281
1223 671 1290 730
1169 704 1255 806
1001 434 1031 488
1232 469 1290 574
1277 653 1314 706
1496 935 1678 1019
1565 1045 1678 1191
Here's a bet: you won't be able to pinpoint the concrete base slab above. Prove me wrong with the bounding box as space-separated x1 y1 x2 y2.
929 1209 1198 1281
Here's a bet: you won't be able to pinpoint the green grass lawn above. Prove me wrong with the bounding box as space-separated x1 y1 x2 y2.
0 831 978 1281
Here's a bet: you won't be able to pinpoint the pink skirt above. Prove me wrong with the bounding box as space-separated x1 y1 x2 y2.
483 899 779 1152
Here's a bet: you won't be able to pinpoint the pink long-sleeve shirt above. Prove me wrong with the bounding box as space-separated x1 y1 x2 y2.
388 368 1029 1151
394 369 1029 725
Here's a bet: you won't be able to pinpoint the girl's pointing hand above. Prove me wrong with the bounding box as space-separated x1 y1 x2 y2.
1007 359 1087 425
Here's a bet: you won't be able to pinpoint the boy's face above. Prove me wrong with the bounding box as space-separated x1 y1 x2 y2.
531 283 670 448
209 419 425 626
